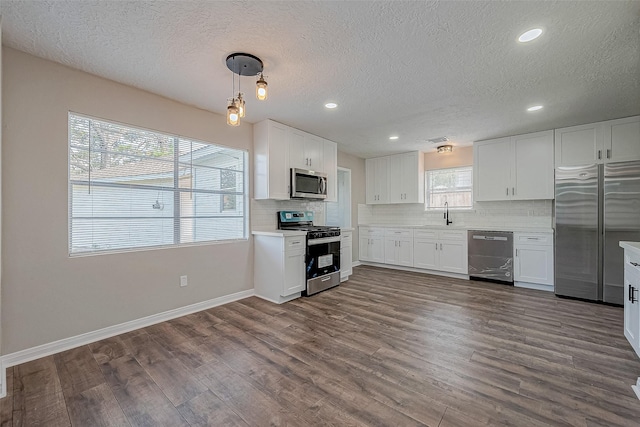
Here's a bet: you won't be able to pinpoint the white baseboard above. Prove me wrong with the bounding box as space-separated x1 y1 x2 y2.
0 289 255 377
633 378 640 401
514 281 554 292
0 361 5 399
253 293 299 305
359 262 469 280
352 261 362 267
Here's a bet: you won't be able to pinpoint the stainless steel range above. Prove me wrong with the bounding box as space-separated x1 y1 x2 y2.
278 211 341 296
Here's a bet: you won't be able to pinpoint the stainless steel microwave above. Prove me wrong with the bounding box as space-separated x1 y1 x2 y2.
291 168 327 199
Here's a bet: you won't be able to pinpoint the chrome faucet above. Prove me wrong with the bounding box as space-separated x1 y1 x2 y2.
444 201 453 226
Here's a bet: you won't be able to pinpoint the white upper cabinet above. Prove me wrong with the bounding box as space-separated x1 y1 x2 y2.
366 156 389 204
474 130 554 201
388 152 425 204
290 130 324 171
253 120 290 200
323 139 338 202
253 119 338 200
366 151 423 204
555 116 640 166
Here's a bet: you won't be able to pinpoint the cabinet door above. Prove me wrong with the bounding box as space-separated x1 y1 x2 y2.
396 237 414 267
340 244 352 279
283 251 305 296
267 121 290 200
387 154 403 203
624 269 640 354
413 239 438 270
365 158 377 204
554 123 603 167
370 237 385 263
374 157 389 204
359 236 371 261
289 129 308 170
439 241 467 273
474 137 512 201
401 152 424 203
513 131 554 200
515 245 554 285
323 139 338 202
384 237 398 264
605 116 640 163
305 134 324 172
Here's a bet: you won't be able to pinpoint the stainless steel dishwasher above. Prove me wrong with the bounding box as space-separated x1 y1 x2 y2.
468 230 514 283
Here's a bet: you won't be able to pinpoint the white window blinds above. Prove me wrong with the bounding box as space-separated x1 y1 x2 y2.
68 113 247 255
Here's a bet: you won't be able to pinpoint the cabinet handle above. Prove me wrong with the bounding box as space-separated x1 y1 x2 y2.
440 243 443 250
633 286 638 304
607 149 611 159
512 187 515 196
506 187 509 196
598 150 602 160
310 158 312 167
435 243 438 250
630 284 633 302
516 248 518 256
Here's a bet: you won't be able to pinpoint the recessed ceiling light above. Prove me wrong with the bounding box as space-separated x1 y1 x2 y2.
527 105 544 112
389 136 399 140
518 28 543 43
325 103 338 109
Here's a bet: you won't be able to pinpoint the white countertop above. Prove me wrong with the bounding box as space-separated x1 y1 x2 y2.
252 230 307 237
358 224 554 234
620 241 640 256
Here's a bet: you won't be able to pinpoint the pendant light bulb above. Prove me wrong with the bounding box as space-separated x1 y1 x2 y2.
227 99 240 126
256 73 268 101
236 93 245 118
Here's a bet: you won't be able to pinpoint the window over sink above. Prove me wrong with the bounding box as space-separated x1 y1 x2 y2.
425 166 473 210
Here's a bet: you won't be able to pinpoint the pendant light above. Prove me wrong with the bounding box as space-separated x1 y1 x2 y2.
256 73 268 101
225 53 266 126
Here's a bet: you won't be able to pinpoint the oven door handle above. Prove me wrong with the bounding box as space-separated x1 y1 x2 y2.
307 236 342 245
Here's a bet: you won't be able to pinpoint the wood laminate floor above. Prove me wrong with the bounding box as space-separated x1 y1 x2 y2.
2 265 640 426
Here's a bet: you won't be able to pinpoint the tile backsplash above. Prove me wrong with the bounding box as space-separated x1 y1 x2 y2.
252 199 326 230
358 200 553 229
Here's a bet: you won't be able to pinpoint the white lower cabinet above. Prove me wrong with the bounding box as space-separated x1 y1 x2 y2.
514 232 554 289
254 234 306 304
622 247 640 359
340 231 353 281
384 228 413 267
413 229 467 274
359 227 385 263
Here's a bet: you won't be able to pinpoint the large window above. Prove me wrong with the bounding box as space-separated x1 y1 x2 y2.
68 113 247 255
425 166 473 209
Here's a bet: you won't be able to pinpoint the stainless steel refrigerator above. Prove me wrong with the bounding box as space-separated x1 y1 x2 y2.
555 161 640 304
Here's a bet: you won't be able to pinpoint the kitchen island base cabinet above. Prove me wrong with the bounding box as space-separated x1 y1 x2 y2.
254 234 306 304
620 242 640 400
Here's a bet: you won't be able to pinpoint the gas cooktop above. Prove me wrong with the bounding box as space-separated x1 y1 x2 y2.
277 211 341 239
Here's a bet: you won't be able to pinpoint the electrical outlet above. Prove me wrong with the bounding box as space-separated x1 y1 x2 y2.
180 275 188 287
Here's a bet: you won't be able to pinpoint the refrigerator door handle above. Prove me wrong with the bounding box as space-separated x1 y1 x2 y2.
632 286 638 304
630 284 634 302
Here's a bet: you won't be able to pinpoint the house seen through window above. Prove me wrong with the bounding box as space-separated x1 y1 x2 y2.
425 166 473 209
68 113 247 255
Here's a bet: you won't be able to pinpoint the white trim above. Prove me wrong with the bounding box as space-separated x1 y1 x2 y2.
253 293 299 305
0 289 254 371
352 261 362 267
0 361 5 399
514 281 554 292
359 262 469 280
633 377 640 401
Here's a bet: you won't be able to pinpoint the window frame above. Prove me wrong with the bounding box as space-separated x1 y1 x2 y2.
68 112 249 257
424 165 474 211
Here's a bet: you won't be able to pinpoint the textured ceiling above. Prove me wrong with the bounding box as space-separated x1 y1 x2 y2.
1 1 639 157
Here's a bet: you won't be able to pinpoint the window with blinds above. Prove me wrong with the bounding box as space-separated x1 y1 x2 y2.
425 166 473 209
68 113 247 255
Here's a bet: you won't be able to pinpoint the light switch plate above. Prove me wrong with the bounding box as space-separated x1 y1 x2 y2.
180 275 188 287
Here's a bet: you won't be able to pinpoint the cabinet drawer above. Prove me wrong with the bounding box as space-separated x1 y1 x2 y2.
626 252 640 272
341 233 353 247
413 229 438 239
515 233 553 246
360 227 385 237
438 229 466 241
285 237 306 253
385 228 413 238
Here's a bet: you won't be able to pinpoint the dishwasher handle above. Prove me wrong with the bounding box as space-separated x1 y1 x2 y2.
472 235 508 241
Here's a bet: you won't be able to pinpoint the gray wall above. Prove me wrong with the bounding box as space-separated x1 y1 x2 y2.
337 150 366 262
2 47 254 354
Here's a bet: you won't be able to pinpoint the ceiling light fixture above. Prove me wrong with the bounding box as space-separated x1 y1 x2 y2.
389 136 399 140
225 53 267 126
527 105 544 112
518 28 543 43
325 103 338 109
437 145 453 154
